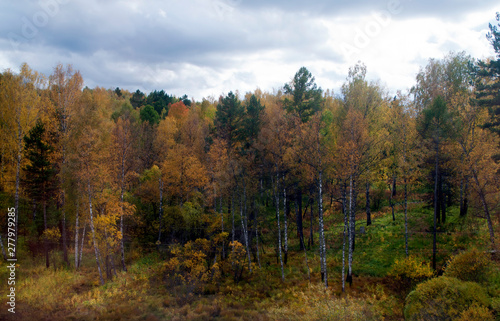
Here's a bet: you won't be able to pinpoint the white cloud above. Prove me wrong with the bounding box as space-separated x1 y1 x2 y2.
0 0 499 99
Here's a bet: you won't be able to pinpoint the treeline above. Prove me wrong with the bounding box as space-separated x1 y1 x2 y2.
0 14 499 288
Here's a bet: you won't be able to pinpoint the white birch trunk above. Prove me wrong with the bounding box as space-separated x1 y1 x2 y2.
240 184 252 272
276 169 284 281
79 221 86 268
88 181 105 285
342 182 347 292
318 169 327 287
282 173 288 265
75 200 79 269
347 175 354 285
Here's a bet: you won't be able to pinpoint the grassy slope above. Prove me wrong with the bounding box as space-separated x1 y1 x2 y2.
0 201 497 321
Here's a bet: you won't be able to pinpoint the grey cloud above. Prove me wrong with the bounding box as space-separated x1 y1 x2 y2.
0 0 498 99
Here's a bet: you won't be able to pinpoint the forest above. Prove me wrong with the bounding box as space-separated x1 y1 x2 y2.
0 12 500 321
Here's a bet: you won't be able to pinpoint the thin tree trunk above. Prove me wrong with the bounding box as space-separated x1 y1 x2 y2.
14 133 21 258
220 196 225 260
282 173 288 266
404 177 409 257
342 182 347 292
318 169 327 287
61 195 68 266
390 174 396 222
44 199 49 268
60 143 69 266
351 178 358 252
309 198 314 248
88 181 105 285
276 169 284 282
0 233 7 260
440 176 446 223
120 170 127 271
231 191 235 256
366 181 371 226
347 175 354 286
433 142 439 271
459 178 469 217
75 200 79 269
254 198 260 268
240 184 252 272
471 169 497 252
157 176 163 250
296 188 305 250
79 221 86 269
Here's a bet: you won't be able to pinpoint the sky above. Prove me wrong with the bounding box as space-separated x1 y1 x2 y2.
1 0 499 101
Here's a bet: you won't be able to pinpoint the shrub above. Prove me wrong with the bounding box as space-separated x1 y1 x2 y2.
228 241 247 282
456 303 495 321
388 256 434 295
161 238 222 295
404 276 490 321
444 248 493 283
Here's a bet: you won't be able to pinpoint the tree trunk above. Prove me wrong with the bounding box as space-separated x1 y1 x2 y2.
433 142 439 271
61 143 69 267
220 196 225 260
276 169 284 282
79 221 86 269
308 198 314 248
318 169 327 287
75 201 79 269
471 169 497 252
157 177 163 250
120 171 127 271
440 176 446 224
240 184 252 272
392 175 397 197
282 173 288 266
459 178 469 217
0 233 7 260
254 198 260 268
390 174 396 222
366 181 371 226
61 196 69 267
88 181 105 285
342 182 348 292
14 133 21 259
404 177 409 257
296 188 305 250
44 199 49 268
231 192 235 255
347 175 354 286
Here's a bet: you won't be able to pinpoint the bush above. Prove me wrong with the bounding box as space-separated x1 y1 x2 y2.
404 276 490 321
456 303 495 321
388 256 434 295
444 248 493 283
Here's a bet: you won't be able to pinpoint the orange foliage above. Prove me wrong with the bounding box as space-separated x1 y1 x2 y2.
168 101 189 121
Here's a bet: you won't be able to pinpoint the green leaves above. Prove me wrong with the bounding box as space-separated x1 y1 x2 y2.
283 67 323 123
418 96 455 142
214 91 244 150
140 105 160 125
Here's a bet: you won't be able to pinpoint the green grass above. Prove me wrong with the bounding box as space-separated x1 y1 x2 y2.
0 200 497 320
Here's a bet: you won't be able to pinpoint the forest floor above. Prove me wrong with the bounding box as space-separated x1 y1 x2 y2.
0 202 498 320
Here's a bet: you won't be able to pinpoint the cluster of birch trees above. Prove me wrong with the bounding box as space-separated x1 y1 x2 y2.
0 15 499 287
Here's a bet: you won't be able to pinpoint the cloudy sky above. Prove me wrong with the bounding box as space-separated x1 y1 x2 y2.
1 0 499 100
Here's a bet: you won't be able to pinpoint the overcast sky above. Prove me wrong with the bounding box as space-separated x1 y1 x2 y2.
1 0 499 100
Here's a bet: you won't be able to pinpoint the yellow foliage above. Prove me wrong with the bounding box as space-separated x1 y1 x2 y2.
161 238 222 290
444 248 493 283
42 227 62 243
456 303 495 321
388 256 434 294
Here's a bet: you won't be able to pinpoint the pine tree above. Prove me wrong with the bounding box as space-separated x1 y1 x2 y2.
23 119 57 267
